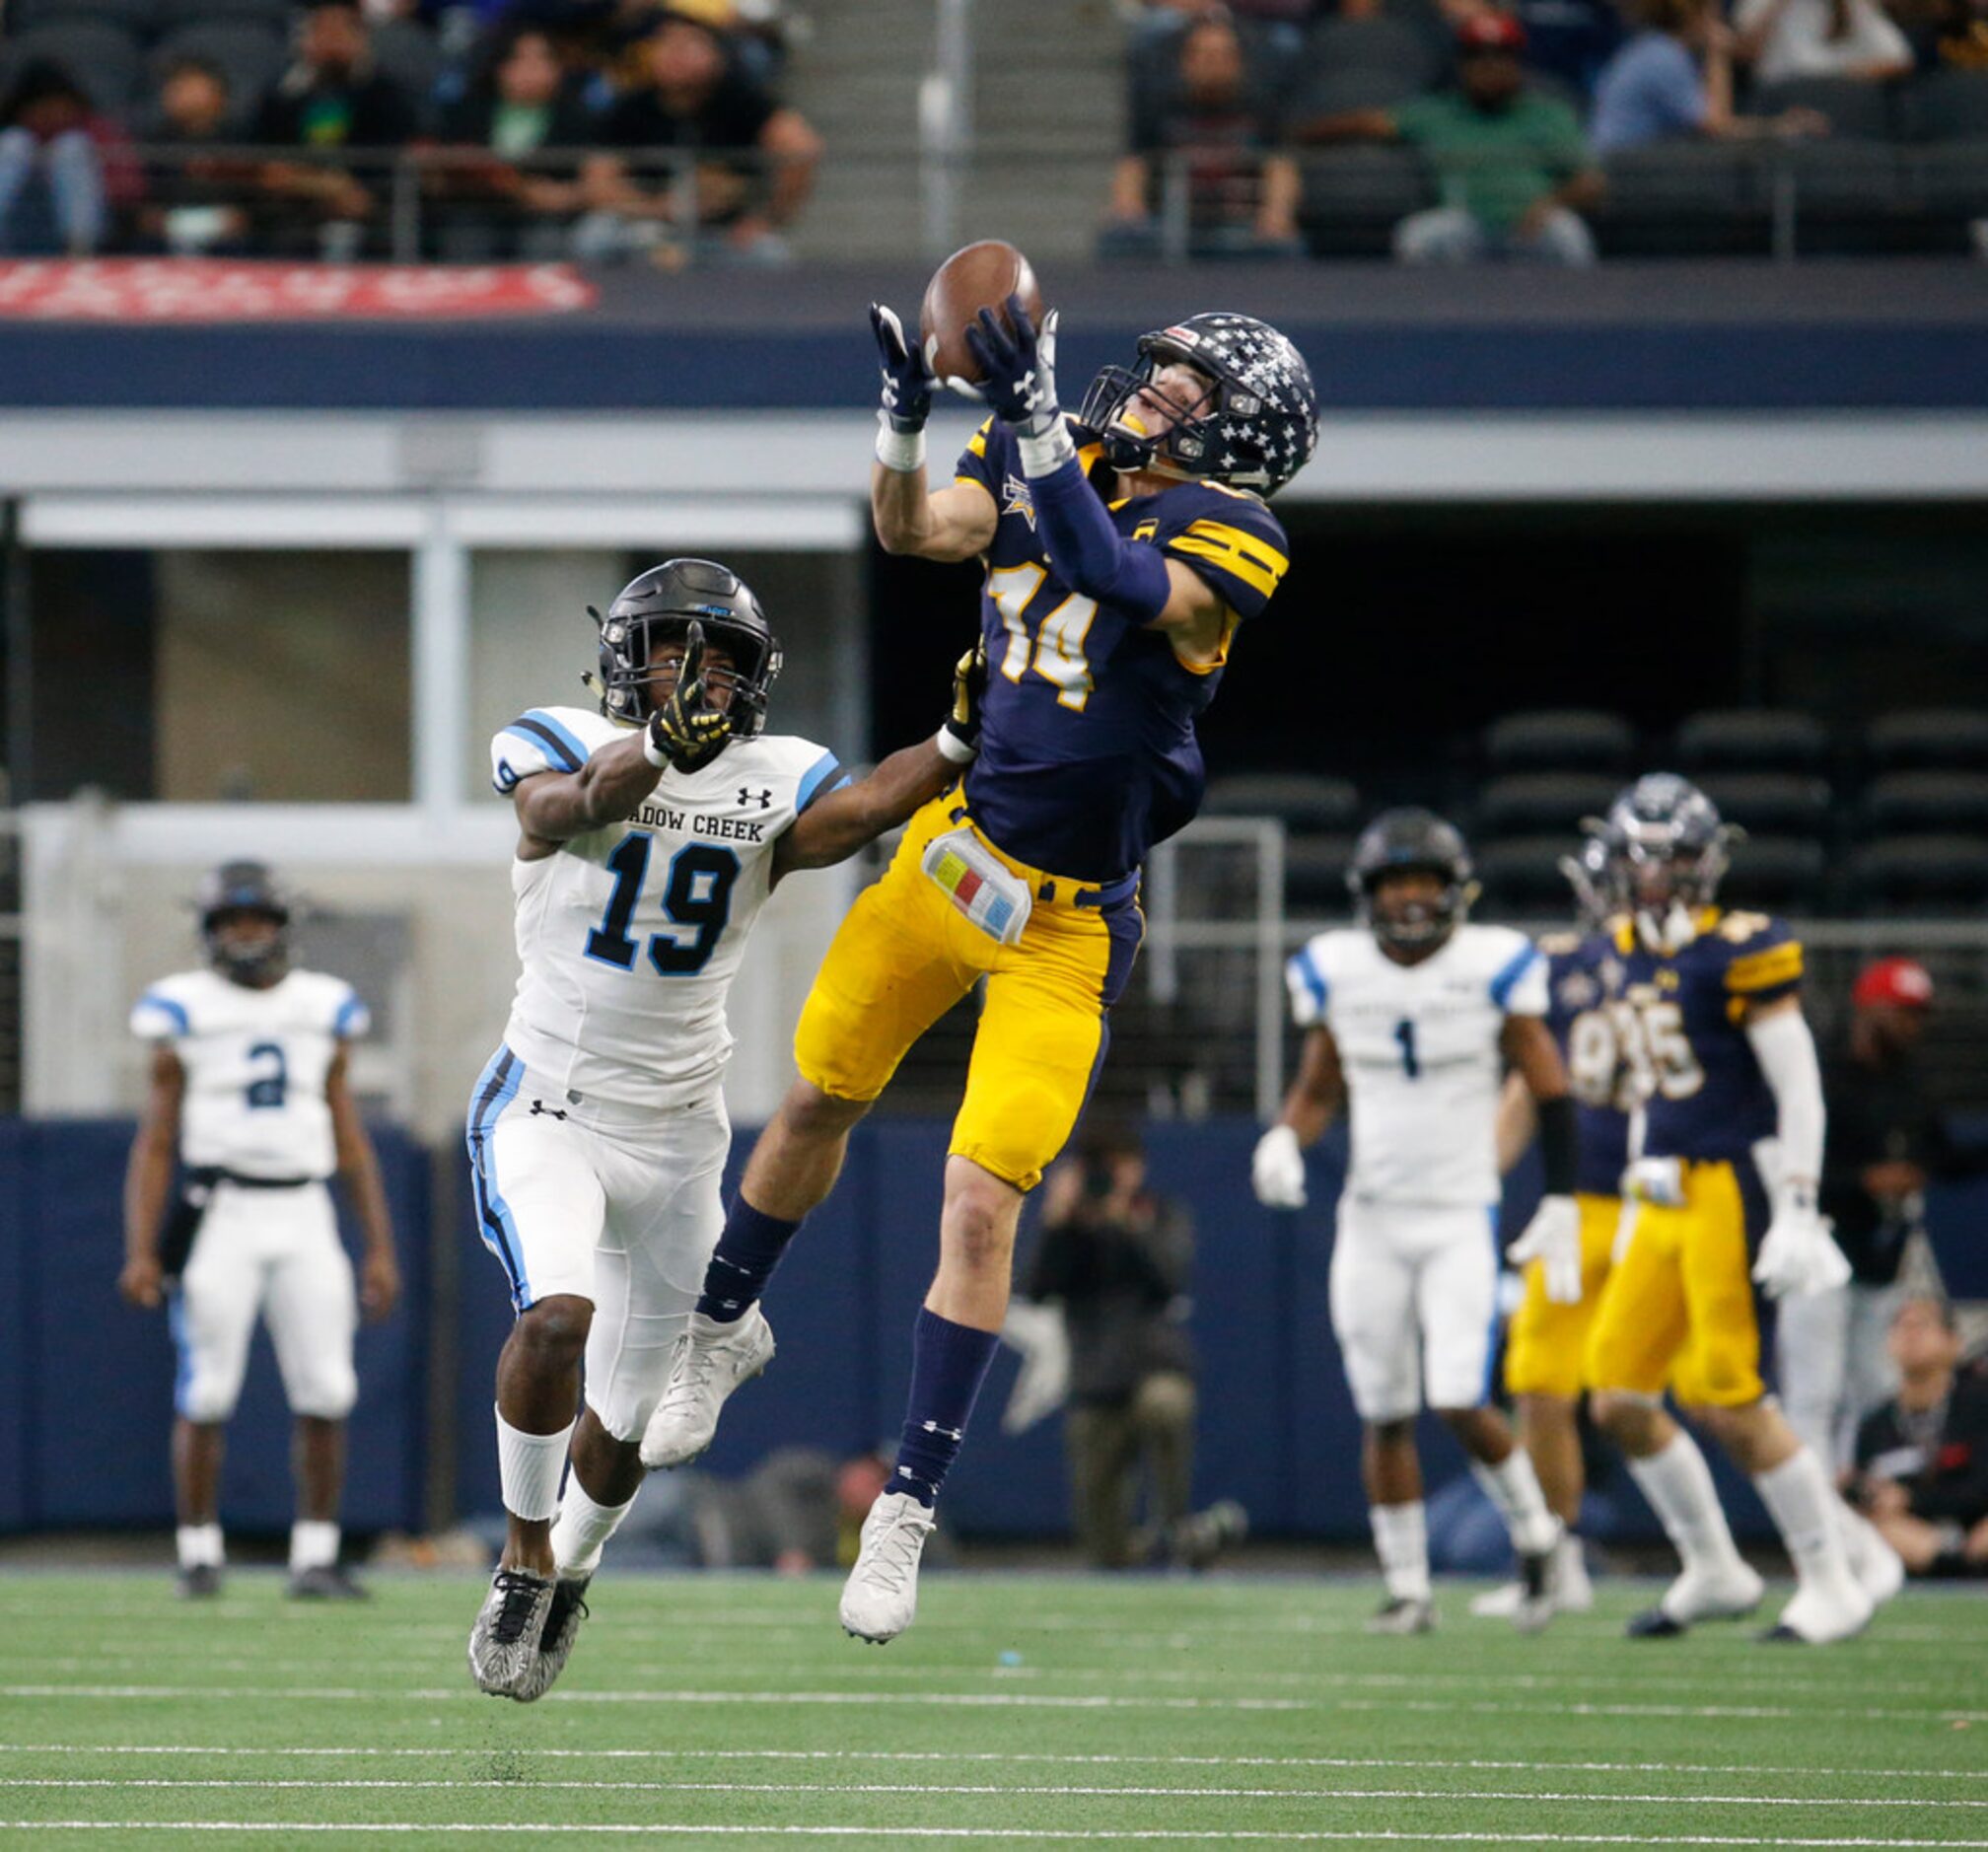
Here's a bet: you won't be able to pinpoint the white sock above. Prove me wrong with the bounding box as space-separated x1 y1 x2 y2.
496 1406 574 1525
1471 1451 1560 1558
1753 1448 1851 1587
289 1520 340 1572
1628 1431 1747 1577
176 1523 224 1570
549 1476 636 1579
1370 1501 1430 1603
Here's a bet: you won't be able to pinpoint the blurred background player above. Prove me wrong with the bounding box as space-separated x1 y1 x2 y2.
463 559 976 1701
1583 775 1902 1644
120 860 399 1599
1251 809 1579 1634
1781 956 1987 1474
642 293 1314 1646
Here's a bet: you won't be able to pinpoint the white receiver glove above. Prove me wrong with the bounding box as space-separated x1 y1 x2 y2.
1752 1189 1850 1300
998 1299 1070 1435
1508 1193 1583 1305
1251 1124 1308 1209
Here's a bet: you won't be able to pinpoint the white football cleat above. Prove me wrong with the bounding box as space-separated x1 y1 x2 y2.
1627 1559 1765 1637
1838 1503 1905 1610
467 1567 556 1699
1366 1596 1437 1635
1471 1533 1593 1619
839 1490 937 1644
640 1307 776 1469
1761 1569 1875 1645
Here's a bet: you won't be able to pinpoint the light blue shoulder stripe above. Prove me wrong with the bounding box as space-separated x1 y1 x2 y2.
334 991 367 1037
523 709 592 769
138 991 191 1034
1289 945 1328 1016
1489 942 1542 1010
797 749 846 813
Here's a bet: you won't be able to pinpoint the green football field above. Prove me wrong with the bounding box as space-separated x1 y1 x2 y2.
0 1569 1984 1848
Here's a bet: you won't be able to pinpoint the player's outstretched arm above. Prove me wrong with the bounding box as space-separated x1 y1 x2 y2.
1495 1069 1538 1176
118 1046 183 1310
868 300 1001 563
327 1047 399 1322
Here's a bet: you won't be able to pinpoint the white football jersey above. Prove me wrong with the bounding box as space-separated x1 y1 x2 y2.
491 703 847 1109
129 967 368 1180
1285 923 1547 1208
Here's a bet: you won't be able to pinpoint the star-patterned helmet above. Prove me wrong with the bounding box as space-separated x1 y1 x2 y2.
1076 311 1318 497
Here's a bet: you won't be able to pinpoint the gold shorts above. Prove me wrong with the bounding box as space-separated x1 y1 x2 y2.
1502 1191 1621 1400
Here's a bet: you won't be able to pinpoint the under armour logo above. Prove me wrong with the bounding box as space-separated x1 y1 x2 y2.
528 1100 568 1119
740 787 772 810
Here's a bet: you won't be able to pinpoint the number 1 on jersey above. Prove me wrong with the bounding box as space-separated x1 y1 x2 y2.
1394 1018 1420 1080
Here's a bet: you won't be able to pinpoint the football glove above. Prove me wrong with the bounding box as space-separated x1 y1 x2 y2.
646 619 732 774
1251 1124 1307 1210
962 294 1061 439
943 635 987 760
870 301 933 435
998 1299 1071 1435
1752 1187 1851 1300
1508 1193 1583 1305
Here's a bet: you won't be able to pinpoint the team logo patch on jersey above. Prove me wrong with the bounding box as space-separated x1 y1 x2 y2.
739 786 772 810
1001 474 1038 531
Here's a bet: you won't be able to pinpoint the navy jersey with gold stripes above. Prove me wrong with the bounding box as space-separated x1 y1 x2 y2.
1539 928 1633 1197
952 415 1291 882
1614 910 1805 1165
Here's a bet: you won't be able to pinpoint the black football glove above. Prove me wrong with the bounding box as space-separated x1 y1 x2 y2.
962 293 1061 438
871 301 934 435
647 619 732 774
943 635 988 760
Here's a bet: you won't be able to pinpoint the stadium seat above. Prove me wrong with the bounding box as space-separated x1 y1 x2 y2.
1203 772 1362 836
1284 833 1357 911
1673 709 1829 773
1720 835 1828 912
1474 835 1576 915
1301 15 1446 87
3 0 158 38
371 18 444 111
1748 77 1900 142
155 0 287 25
1483 709 1635 774
0 20 143 113
1693 772 1832 837
1298 146 1434 254
151 23 287 121
1861 771 1988 836
1865 708 1988 770
1596 141 1769 256
1476 772 1619 837
1846 834 1988 915
1289 62 1427 115
1902 67 1988 142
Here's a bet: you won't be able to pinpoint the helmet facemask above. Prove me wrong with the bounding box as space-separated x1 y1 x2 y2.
593 607 781 736
1079 345 1227 480
1359 864 1475 957
203 903 290 985
1612 822 1734 955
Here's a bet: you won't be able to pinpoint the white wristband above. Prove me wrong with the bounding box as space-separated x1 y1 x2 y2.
1017 419 1077 480
641 726 670 770
935 726 976 765
875 415 927 474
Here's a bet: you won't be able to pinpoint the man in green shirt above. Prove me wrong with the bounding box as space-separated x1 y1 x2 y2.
1297 11 1604 264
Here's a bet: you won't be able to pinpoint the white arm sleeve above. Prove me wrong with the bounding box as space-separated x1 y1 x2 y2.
1745 1006 1825 1191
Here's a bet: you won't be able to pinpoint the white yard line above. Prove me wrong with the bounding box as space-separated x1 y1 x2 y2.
2 1747 1984 1784
1 1778 1984 1811
7 1823 1988 1845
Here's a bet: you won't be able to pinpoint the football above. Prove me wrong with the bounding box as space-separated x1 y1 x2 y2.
919 239 1045 386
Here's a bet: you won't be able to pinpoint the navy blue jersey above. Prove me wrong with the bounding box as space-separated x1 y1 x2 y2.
1539 929 1632 1197
1614 910 1804 1165
953 416 1291 882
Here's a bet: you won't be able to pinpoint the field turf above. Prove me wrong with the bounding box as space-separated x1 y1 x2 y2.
0 1569 1983 1847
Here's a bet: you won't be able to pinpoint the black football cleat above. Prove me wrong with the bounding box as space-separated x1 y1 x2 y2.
176 1564 222 1600
288 1564 370 1601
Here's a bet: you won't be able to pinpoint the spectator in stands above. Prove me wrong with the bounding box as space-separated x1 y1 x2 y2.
138 59 257 255
1735 0 1915 84
575 9 820 265
253 0 422 258
1024 1124 1242 1571
1591 0 1830 151
1102 10 1304 260
0 61 130 256
1853 1297 1988 1577
430 27 593 258
1295 12 1604 264
1127 0 1324 57
1781 958 1988 1473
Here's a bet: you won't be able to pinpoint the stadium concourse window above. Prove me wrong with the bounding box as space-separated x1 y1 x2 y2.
19 549 410 802
466 548 854 802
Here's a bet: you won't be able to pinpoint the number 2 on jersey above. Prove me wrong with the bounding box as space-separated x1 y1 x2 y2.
988 564 1098 713
244 1040 288 1110
584 835 739 977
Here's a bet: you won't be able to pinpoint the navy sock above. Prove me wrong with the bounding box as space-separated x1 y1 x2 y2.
888 1309 1000 1508
695 1198 802 1322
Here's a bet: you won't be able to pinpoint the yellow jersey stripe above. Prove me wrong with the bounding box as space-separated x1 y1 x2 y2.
966 419 992 459
1184 518 1290 578
1167 522 1289 600
1727 944 1804 992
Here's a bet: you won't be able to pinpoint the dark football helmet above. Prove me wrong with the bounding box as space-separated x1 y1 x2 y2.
1559 828 1616 933
197 859 291 984
1601 773 1739 945
591 558 782 736
1348 808 1478 955
1076 312 1318 497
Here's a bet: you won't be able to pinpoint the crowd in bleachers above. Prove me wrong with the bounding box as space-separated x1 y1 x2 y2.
1203 707 1988 913
1112 0 1988 259
0 0 819 260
